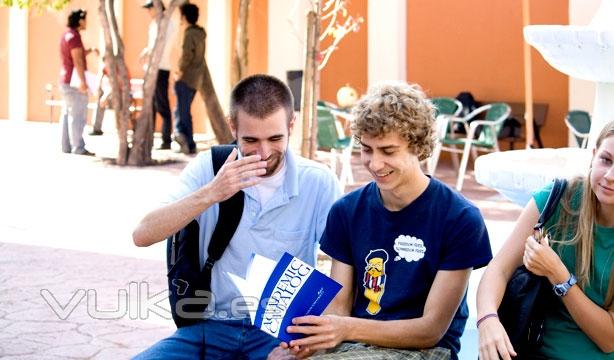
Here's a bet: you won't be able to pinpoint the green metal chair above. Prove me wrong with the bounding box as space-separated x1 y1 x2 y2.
432 102 511 191
428 97 463 174
564 110 591 148
432 97 463 117
317 102 355 187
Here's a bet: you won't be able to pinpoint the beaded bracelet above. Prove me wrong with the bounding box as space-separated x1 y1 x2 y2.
476 313 499 328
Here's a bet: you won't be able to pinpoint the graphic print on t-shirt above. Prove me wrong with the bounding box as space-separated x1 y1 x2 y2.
362 249 389 315
393 234 426 262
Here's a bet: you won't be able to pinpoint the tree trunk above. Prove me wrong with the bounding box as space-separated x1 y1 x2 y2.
99 0 131 165
129 0 184 165
301 9 319 158
111 10 133 165
231 0 250 86
98 0 231 163
308 6 321 160
199 60 233 144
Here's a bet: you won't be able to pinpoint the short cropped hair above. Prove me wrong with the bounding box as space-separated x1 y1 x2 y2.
180 3 199 25
229 74 294 127
67 9 86 29
351 82 436 161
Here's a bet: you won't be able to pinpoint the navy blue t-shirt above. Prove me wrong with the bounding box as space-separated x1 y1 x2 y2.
320 178 492 355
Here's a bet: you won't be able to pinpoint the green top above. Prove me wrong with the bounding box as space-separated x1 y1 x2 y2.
532 182 614 359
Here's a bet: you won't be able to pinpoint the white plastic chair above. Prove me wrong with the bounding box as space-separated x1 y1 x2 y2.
431 103 511 191
316 102 355 188
427 115 451 175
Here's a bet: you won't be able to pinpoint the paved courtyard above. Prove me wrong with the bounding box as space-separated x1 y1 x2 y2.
0 120 522 359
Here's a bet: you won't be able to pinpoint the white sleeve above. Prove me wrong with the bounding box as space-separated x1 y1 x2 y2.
146 21 157 52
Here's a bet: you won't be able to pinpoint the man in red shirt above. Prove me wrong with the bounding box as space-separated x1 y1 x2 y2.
59 9 97 156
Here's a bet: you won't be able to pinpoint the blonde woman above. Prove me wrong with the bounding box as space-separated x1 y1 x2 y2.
476 121 614 360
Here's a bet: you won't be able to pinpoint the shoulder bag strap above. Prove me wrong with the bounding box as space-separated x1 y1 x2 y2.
203 145 245 276
534 178 567 231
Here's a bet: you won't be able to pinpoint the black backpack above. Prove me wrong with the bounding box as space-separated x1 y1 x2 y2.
166 145 245 328
455 91 479 118
453 91 480 135
498 179 567 356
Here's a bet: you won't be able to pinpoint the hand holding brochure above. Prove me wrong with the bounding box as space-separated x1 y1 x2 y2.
227 252 342 342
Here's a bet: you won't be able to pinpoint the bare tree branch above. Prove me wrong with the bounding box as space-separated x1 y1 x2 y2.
300 0 362 158
231 0 250 86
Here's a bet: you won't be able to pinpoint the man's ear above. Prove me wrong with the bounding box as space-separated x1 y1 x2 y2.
287 113 296 136
228 118 237 140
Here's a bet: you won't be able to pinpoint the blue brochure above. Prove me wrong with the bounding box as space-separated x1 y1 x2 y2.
227 252 342 342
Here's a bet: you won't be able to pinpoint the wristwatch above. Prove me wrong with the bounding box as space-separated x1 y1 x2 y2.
553 274 577 296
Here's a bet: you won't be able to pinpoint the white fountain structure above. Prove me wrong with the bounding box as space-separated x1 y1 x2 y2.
524 0 614 147
473 3 614 205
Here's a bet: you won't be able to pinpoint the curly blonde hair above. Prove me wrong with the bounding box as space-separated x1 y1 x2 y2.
351 82 436 161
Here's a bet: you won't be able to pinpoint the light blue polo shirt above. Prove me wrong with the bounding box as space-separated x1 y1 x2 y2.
168 149 341 320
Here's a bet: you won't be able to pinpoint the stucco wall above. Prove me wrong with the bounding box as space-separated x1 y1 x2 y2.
231 0 268 80
407 0 569 148
27 1 100 122
319 0 368 104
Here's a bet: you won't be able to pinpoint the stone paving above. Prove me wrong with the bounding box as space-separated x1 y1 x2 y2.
0 243 173 359
0 120 522 359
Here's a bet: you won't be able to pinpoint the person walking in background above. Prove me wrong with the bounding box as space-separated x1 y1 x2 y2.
139 0 176 149
476 121 614 360
59 9 97 156
89 67 110 136
89 57 132 137
173 2 206 155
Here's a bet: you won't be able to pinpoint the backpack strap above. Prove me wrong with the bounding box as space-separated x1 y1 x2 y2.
203 145 245 277
165 144 245 328
534 178 567 231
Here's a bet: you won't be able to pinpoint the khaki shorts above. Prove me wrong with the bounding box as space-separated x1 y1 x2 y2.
309 342 452 360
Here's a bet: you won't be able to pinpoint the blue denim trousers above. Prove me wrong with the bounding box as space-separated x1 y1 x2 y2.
59 84 88 153
173 80 197 151
155 69 173 145
132 318 280 360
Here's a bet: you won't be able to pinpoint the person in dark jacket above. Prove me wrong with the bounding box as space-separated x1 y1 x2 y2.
173 3 206 155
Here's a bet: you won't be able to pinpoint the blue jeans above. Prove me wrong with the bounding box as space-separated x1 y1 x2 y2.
173 80 196 151
60 84 88 153
155 70 172 145
132 318 280 360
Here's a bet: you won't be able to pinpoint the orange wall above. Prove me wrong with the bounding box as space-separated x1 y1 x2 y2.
231 0 268 80
122 1 151 81
22 1 211 130
529 1 569 148
27 1 101 122
187 0 208 134
15 0 569 147
0 7 8 119
407 0 569 148
319 0 368 105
